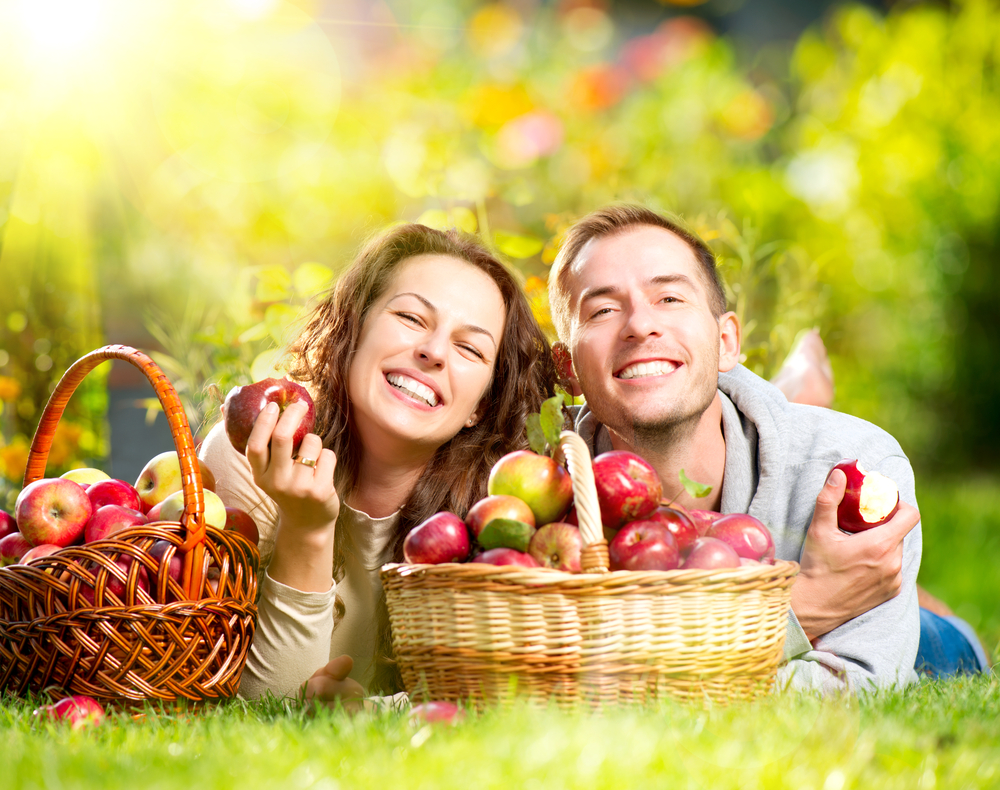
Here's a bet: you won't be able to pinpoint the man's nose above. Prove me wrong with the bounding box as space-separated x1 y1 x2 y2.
620 302 661 342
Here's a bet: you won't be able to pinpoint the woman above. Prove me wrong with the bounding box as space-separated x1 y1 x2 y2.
199 224 557 705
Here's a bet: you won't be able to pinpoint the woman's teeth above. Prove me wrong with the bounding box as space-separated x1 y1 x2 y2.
617 361 677 380
387 374 439 406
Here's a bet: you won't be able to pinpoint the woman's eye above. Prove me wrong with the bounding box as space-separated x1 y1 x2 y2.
459 344 485 361
397 312 421 325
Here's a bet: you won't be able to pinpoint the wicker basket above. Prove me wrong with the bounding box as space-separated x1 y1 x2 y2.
382 431 798 708
0 345 258 702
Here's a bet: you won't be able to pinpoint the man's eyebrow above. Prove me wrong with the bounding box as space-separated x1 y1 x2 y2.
388 292 497 348
579 284 622 304
649 273 697 289
579 274 697 305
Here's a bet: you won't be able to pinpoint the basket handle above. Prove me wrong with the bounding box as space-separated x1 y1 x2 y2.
557 431 609 573
23 344 208 598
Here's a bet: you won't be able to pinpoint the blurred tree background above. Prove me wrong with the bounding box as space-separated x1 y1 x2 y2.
1 0 999 503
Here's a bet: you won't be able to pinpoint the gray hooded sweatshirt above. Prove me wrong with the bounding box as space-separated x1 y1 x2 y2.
574 364 921 693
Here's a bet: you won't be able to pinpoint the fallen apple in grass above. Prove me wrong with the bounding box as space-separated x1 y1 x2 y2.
608 520 679 572
35 695 105 729
833 459 900 533
528 522 583 572
487 451 573 526
410 701 464 725
682 537 741 570
471 547 540 567
84 505 147 543
592 451 662 530
707 513 775 563
134 452 218 513
224 377 316 456
15 478 93 547
0 532 32 566
403 512 471 564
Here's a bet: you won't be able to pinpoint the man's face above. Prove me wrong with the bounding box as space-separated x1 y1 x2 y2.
565 225 740 447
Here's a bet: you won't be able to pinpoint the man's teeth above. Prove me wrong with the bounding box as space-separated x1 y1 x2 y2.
617 361 677 380
387 374 438 406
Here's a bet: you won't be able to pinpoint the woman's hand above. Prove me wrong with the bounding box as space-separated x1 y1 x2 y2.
244 400 340 592
301 655 366 714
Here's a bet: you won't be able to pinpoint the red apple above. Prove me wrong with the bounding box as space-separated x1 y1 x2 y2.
134 452 218 513
85 505 147 543
224 507 260 545
686 509 724 536
410 701 464 725
15 478 94 547
0 510 16 541
35 695 105 729
707 513 775 563
145 501 164 522
465 495 536 539
224 377 316 456
608 520 679 572
528 522 584 572
21 544 62 563
487 451 573 526
0 532 32 566
592 451 662 530
834 459 900 533
403 512 471 564
682 537 741 570
206 566 222 597
148 540 182 583
101 555 150 601
86 479 142 512
471 548 541 567
647 506 699 556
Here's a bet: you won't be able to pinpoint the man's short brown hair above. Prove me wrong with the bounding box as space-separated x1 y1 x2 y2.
548 204 727 341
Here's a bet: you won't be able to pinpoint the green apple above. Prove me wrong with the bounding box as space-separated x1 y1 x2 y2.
486 450 573 526
134 452 217 513
158 488 227 528
60 468 110 486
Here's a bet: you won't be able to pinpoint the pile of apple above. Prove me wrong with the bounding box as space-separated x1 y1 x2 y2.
0 451 259 601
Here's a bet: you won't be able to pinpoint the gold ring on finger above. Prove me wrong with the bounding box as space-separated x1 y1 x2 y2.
295 456 318 468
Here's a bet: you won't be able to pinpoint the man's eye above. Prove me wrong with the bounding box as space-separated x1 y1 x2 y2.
590 307 613 319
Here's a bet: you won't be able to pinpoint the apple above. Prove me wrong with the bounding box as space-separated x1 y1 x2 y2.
0 532 32 566
834 459 900 533
148 540 182 584
15 478 94 547
487 451 573 526
471 547 541 567
682 537 741 570
740 558 762 567
101 555 150 601
647 506 699 556
134 451 218 513
686 509 724 536
477 518 535 552
158 488 228 528
85 505 147 543
528 522 583 572
60 468 111 486
608 520 679 572
145 501 164 522
206 566 222 596
0 510 17 541
35 695 105 729
86 479 142 513
224 507 260 545
410 701 464 725
21 544 62 563
465 495 536 539
707 513 775 563
224 377 316 456
592 451 662 530
403 512 471 564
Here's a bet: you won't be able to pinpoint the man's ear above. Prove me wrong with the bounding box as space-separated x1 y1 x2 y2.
718 311 742 373
552 342 583 397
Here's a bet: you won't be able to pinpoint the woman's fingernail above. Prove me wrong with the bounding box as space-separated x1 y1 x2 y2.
265 402 279 415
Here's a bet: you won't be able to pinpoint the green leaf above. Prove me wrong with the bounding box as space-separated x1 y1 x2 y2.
494 230 544 259
539 392 565 450
237 322 270 344
680 469 713 499
526 413 547 455
292 262 334 298
264 304 301 345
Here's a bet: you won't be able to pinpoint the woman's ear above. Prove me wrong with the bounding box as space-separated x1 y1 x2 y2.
552 342 583 397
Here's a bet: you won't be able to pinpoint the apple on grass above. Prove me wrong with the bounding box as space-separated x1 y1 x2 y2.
682 537 741 570
834 459 900 533
158 489 228 529
224 377 316 456
707 514 775 563
134 452 218 513
403 512 471 564
410 701 464 726
528 522 583 572
471 547 540 568
647 506 699 556
86 479 142 513
592 451 663 530
15 478 94 548
487 451 573 527
0 532 33 566
35 696 105 729
85 505 147 543
609 520 679 572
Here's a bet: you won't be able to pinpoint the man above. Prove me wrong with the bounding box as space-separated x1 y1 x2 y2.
547 203 972 691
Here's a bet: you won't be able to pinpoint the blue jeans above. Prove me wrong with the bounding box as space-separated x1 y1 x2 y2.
915 607 989 677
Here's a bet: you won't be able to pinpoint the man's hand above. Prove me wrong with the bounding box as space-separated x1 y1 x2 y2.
301 655 366 714
792 467 920 642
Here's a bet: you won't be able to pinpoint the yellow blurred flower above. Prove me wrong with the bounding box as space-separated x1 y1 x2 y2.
719 89 774 141
47 422 85 468
0 376 22 402
523 276 556 341
0 436 30 482
468 5 523 59
465 84 534 129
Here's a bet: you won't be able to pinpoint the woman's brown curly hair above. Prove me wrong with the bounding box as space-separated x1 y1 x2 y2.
284 223 558 694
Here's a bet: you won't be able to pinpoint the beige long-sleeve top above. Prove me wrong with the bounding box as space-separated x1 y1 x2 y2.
198 422 400 699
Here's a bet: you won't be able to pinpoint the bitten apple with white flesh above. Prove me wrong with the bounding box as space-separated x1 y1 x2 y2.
833 459 900 533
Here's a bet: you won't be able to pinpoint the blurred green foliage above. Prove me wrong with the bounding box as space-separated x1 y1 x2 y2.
1 0 999 504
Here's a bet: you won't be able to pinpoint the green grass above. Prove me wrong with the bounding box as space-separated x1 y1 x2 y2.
3 678 1000 790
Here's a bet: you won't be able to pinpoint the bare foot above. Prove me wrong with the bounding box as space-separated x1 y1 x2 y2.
771 328 835 408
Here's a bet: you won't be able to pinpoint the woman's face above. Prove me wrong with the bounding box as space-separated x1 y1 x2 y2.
347 254 506 461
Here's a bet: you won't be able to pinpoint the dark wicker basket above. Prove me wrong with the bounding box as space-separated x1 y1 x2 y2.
0 345 258 702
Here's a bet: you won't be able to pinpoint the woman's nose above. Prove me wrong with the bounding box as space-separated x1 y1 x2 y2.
415 331 447 368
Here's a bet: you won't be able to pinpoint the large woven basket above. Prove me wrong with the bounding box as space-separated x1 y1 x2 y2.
382 431 798 708
0 345 258 702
